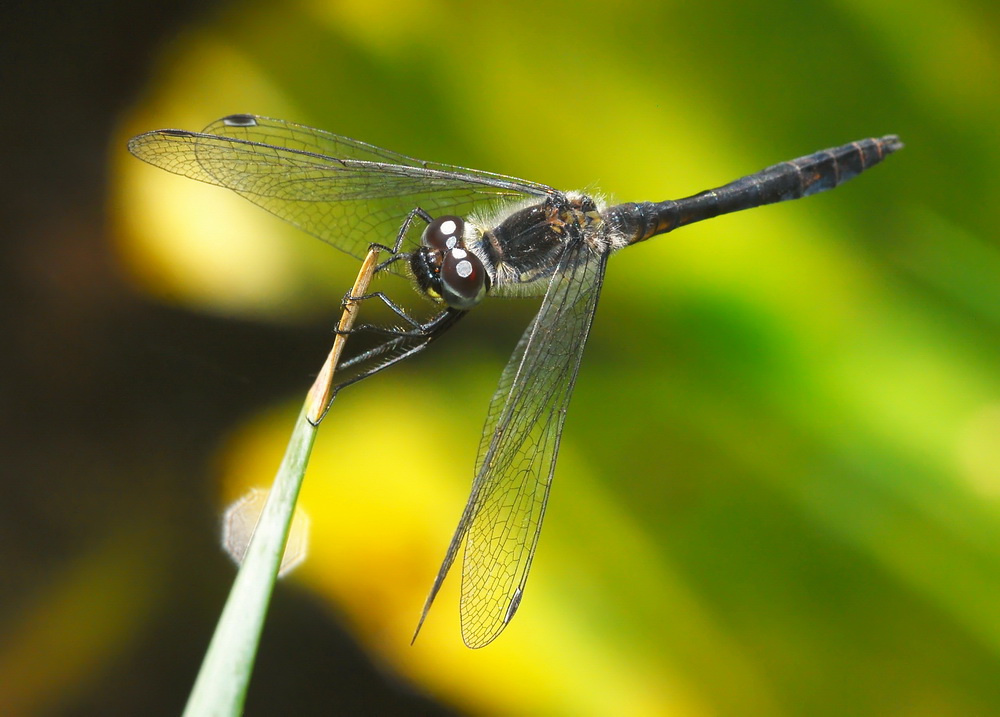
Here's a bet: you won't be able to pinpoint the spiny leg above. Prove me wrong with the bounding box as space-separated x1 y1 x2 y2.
314 307 466 423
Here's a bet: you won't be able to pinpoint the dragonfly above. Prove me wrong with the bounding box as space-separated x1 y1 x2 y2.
128 115 902 648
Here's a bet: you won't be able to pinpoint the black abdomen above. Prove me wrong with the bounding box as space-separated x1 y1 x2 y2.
607 135 902 244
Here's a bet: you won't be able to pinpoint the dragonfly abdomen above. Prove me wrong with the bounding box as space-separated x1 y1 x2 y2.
610 135 903 245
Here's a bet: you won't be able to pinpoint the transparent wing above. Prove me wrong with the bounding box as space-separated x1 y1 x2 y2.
200 115 559 192
127 114 557 268
414 240 609 648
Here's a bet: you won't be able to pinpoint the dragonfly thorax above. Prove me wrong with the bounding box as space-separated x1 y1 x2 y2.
476 194 606 291
410 215 490 310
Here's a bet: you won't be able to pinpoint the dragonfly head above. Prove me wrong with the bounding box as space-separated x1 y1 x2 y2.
411 215 490 310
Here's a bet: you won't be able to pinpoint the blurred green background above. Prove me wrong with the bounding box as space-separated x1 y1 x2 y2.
2 0 999 714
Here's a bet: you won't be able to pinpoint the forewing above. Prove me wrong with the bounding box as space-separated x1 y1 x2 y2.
201 115 559 193
127 115 555 266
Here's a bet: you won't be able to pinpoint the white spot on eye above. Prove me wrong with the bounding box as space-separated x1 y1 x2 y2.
455 260 473 278
440 219 457 236
450 248 467 260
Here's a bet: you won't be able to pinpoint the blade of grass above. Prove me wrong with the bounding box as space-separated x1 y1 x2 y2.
182 406 317 717
182 247 381 717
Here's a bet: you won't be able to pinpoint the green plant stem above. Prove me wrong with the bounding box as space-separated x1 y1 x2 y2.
181 246 380 717
182 408 317 717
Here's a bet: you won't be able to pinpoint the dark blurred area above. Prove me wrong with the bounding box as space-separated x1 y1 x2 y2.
0 0 451 714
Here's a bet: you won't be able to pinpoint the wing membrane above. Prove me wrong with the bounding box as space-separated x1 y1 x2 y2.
127 115 555 266
414 240 608 648
202 115 558 193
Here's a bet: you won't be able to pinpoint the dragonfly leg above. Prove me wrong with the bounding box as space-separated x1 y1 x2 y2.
368 208 435 274
333 322 428 338
350 208 433 274
339 289 426 328
391 206 434 253
313 307 466 425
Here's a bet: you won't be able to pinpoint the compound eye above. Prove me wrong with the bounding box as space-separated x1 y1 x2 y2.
422 215 465 251
440 248 488 309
